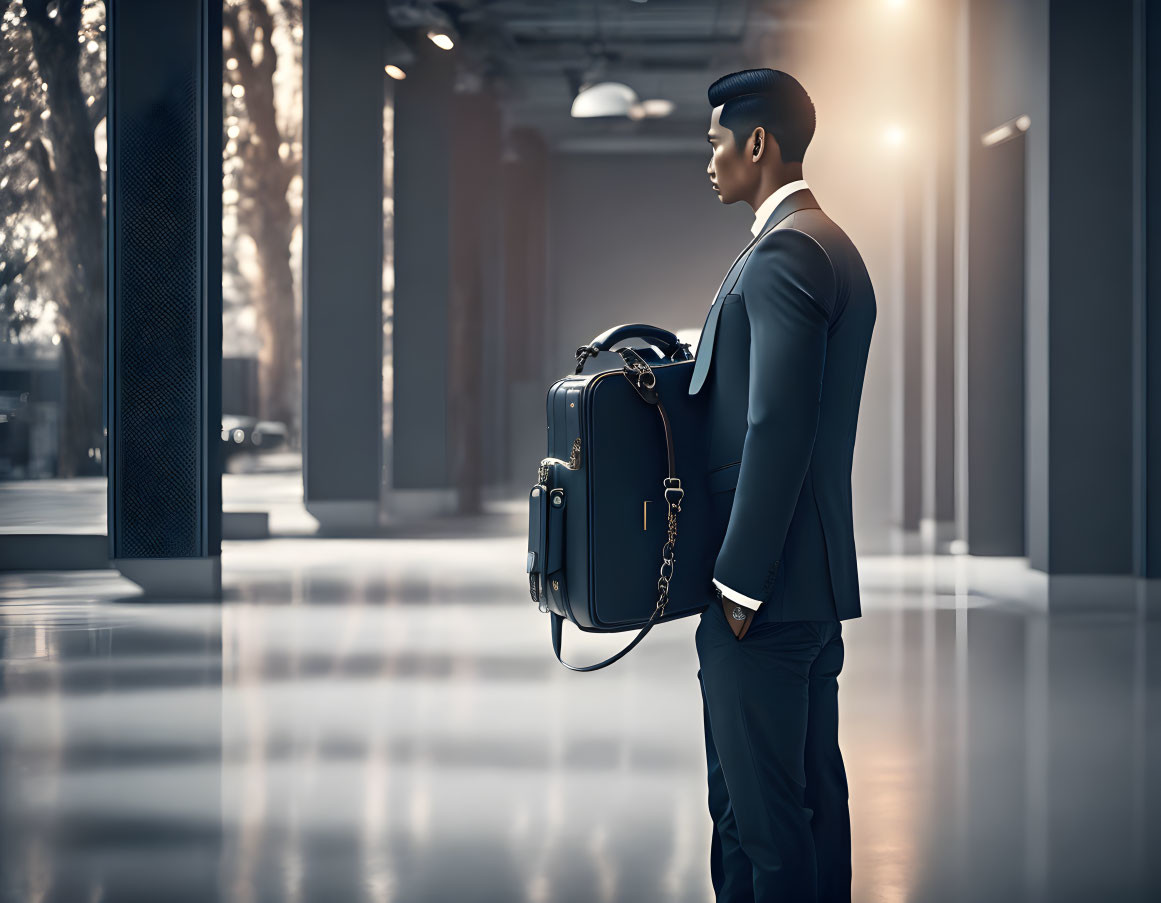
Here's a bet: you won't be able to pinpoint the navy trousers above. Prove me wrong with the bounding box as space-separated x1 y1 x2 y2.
695 599 851 903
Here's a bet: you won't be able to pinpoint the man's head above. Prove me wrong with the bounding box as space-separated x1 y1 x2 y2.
706 68 815 207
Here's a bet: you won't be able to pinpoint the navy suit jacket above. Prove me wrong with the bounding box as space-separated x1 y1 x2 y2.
688 187 876 621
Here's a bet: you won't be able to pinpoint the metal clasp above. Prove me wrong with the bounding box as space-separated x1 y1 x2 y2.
618 346 657 390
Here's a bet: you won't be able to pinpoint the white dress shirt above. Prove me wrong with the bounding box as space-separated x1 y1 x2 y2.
749 178 809 237
711 179 810 614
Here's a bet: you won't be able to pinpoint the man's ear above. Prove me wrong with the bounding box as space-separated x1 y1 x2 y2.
750 127 764 161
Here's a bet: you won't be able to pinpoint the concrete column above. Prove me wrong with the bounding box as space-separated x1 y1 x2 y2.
900 165 924 533
1026 0 1136 579
903 0 958 542
391 47 505 513
106 0 222 598
389 40 454 515
448 86 502 513
302 0 385 533
967 124 1027 557
921 0 958 548
954 0 1028 558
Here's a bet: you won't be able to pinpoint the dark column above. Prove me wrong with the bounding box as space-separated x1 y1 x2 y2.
448 86 501 514
302 0 385 532
967 128 1027 557
389 40 455 515
106 0 222 597
502 129 551 491
1027 0 1136 579
472 96 506 492
391 47 505 513
954 0 1029 559
1138 0 1161 581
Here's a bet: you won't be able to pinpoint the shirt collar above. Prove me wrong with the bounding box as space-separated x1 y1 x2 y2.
750 179 810 236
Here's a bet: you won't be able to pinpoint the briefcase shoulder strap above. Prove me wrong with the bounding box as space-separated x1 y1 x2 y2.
549 607 664 672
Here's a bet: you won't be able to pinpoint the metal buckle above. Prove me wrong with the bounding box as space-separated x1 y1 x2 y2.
618 346 657 389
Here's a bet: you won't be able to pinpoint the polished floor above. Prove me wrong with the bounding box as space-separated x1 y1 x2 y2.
0 528 1159 903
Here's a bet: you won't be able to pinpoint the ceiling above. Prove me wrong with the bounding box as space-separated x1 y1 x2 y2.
385 0 818 152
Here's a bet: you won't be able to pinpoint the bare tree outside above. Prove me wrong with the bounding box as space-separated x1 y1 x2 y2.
0 0 107 478
223 0 302 444
0 0 304 484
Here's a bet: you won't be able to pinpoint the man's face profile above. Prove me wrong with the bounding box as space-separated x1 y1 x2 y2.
706 103 756 206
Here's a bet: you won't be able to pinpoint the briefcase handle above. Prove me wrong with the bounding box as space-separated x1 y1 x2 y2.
575 323 692 374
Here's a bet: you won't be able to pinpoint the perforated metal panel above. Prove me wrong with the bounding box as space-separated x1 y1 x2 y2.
107 0 222 561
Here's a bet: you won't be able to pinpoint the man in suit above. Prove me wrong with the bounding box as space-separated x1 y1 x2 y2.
690 68 876 902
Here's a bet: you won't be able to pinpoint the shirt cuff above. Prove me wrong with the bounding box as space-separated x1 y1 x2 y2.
713 578 764 611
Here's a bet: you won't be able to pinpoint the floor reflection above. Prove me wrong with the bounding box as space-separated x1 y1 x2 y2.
0 541 1158 902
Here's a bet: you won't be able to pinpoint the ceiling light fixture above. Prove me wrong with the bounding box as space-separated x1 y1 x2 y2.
981 113 1031 147
571 81 639 118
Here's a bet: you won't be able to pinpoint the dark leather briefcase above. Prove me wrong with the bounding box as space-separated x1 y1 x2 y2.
527 324 732 671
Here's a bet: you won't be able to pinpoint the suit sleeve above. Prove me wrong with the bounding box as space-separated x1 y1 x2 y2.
711 228 836 606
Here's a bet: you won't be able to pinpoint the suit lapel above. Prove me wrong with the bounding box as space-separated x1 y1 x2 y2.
687 188 821 395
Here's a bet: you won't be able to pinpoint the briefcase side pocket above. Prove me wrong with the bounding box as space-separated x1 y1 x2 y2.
527 483 548 608
545 487 570 617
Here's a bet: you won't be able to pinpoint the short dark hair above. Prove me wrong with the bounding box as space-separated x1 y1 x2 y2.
707 68 816 163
